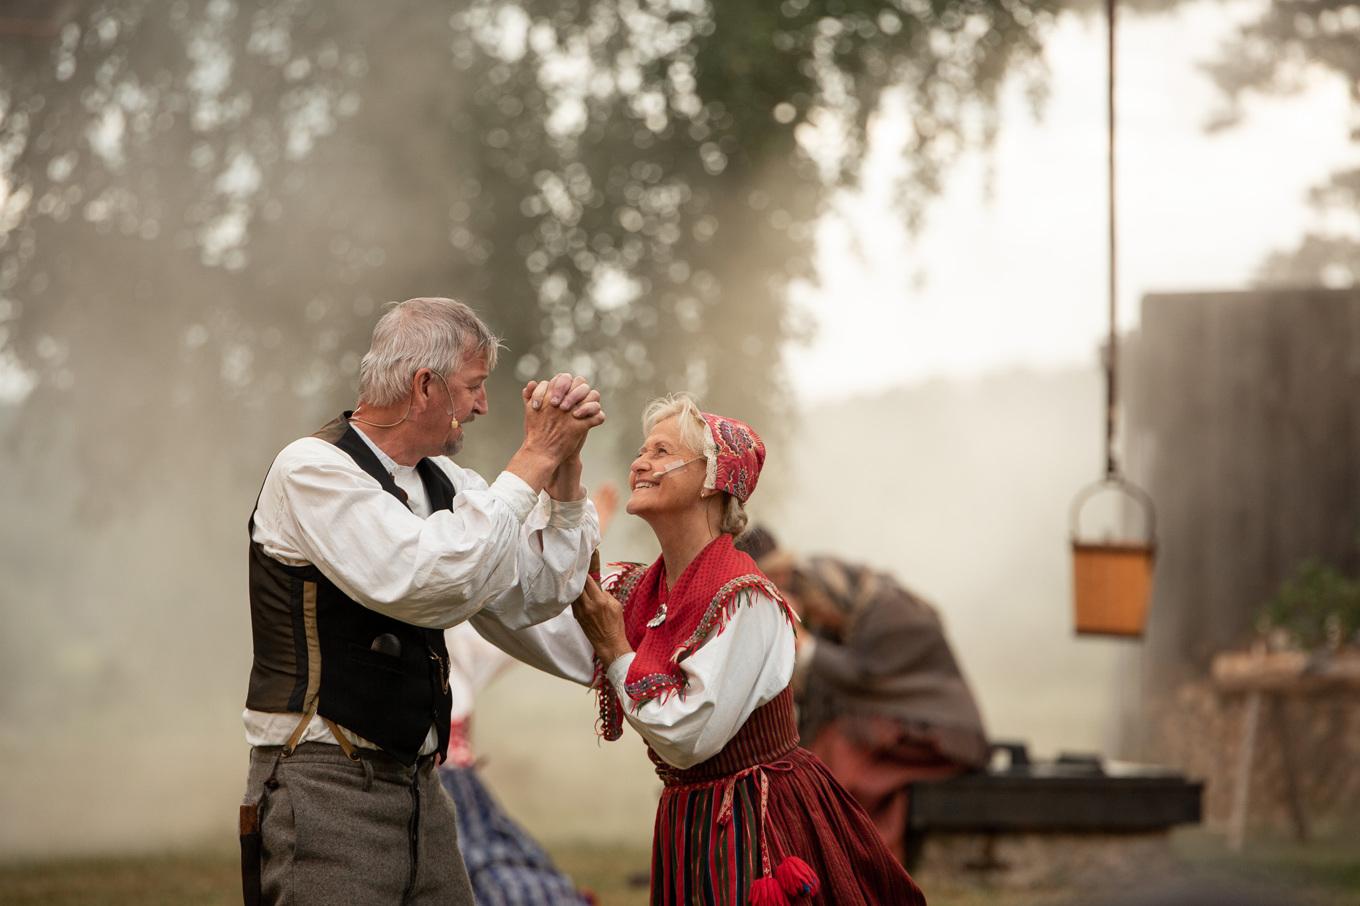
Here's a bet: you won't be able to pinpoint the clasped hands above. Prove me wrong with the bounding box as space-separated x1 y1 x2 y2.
517 373 629 662
519 372 604 501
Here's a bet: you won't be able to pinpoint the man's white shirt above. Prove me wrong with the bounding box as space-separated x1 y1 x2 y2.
244 424 599 753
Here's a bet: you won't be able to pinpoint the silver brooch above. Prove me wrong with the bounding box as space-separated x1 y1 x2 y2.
646 603 667 628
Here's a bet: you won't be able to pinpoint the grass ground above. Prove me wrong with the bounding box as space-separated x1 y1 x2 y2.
0 829 1355 905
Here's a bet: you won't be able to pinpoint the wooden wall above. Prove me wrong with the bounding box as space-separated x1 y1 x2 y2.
1123 288 1360 688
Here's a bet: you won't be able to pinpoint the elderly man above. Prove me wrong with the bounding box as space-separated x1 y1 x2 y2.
736 526 989 864
240 297 604 905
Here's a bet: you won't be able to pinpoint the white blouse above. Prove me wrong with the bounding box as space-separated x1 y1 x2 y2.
472 575 796 770
243 428 599 753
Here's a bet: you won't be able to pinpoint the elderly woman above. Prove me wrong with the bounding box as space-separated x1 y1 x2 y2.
474 393 925 906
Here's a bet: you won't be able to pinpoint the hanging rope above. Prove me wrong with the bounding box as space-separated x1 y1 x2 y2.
1068 0 1158 640
1105 0 1119 479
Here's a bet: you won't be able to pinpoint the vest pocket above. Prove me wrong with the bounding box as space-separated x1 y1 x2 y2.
346 643 405 676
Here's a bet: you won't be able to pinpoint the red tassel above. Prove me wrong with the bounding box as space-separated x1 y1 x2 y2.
775 856 821 899
749 875 792 906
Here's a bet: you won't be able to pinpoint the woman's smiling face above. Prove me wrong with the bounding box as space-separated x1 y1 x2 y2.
626 416 707 519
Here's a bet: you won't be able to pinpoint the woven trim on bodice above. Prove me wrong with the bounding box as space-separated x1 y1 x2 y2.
651 687 798 786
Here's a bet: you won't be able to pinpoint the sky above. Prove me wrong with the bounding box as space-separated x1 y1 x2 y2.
787 0 1360 402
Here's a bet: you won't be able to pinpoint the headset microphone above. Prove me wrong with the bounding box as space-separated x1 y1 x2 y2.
428 369 461 434
651 457 702 481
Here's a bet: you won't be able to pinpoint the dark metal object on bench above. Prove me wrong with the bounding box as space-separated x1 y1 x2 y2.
908 741 1203 833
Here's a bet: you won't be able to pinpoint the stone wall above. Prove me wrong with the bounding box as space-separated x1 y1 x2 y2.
1156 679 1360 835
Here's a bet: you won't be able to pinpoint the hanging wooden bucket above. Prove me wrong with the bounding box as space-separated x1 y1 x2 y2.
1070 478 1156 637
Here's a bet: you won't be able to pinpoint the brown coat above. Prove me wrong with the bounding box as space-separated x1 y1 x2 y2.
796 556 989 769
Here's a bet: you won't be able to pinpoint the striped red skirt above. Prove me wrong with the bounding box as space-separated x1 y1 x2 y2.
648 690 926 905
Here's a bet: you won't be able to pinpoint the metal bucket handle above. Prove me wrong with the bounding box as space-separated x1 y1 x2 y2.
1069 475 1157 547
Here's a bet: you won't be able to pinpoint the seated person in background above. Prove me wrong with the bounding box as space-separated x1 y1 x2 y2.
735 526 989 863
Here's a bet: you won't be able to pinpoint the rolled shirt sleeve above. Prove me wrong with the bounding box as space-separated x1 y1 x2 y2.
490 487 601 629
254 438 599 630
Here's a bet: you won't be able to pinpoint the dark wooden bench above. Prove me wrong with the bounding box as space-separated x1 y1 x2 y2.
904 743 1203 882
909 743 1203 833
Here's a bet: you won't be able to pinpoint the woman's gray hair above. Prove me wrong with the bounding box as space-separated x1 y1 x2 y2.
358 297 501 407
720 496 749 537
642 392 749 537
642 392 710 457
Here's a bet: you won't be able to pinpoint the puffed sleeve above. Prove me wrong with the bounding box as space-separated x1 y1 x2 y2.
476 475 602 630
606 591 795 769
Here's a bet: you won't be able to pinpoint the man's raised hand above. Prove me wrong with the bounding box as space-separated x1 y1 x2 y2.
523 376 605 426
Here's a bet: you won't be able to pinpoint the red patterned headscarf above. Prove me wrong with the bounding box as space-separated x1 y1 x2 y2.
698 412 765 503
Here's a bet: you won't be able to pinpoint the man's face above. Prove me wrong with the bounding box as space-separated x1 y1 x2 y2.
426 351 490 458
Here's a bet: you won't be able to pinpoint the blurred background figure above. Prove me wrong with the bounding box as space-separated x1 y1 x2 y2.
591 481 620 537
431 480 628 905
440 622 593 906
736 525 989 863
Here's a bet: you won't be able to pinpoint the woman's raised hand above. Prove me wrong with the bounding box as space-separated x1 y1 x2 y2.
572 576 632 666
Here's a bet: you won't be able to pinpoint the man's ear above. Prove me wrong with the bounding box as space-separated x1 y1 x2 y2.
411 369 433 403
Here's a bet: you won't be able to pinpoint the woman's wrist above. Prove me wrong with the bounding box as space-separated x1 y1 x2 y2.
599 640 633 667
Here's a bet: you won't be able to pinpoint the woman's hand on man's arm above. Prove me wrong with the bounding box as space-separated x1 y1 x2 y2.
572 576 633 666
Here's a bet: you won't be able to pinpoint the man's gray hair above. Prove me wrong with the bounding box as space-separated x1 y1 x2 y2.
358 297 501 407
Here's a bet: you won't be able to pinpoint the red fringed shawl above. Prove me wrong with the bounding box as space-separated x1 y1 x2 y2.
593 534 792 741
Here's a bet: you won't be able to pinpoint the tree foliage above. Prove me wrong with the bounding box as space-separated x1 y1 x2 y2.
0 0 1057 509
1201 0 1360 286
1259 557 1360 650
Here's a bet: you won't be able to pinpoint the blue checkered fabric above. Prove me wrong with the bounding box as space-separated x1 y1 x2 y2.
439 765 592 906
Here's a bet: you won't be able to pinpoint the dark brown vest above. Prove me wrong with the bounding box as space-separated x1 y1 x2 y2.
245 413 454 765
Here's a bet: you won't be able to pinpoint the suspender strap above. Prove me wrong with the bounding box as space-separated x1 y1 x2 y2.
281 700 318 756
322 717 363 762
280 705 363 763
